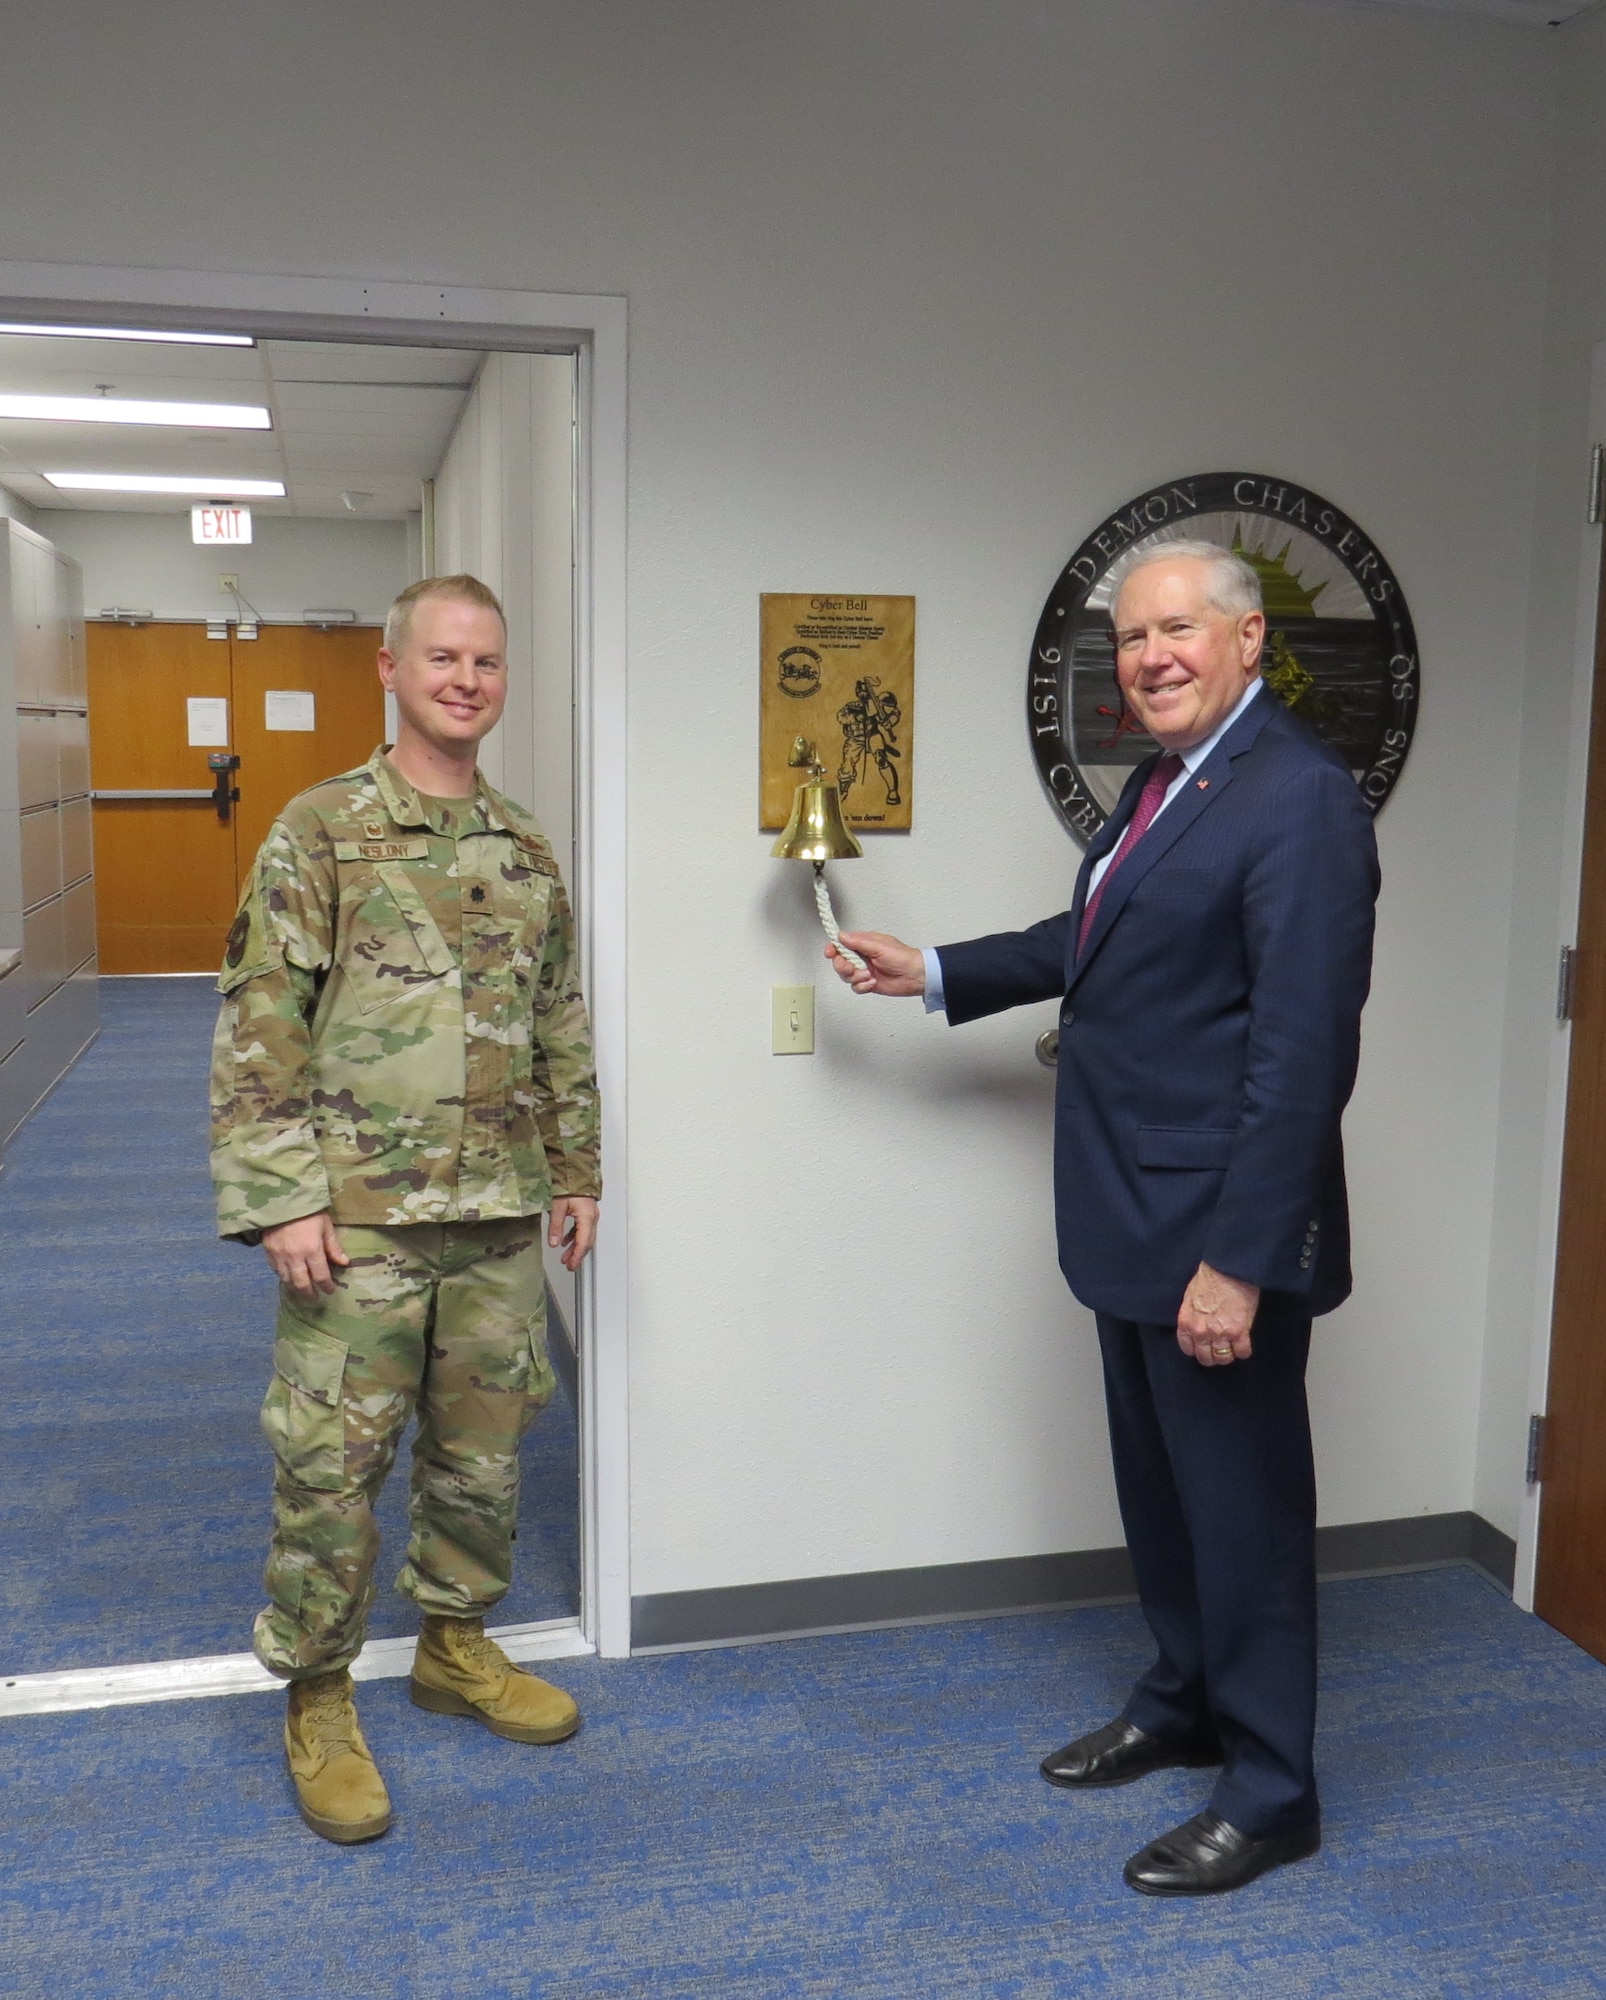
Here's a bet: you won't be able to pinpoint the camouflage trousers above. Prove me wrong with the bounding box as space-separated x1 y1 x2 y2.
253 1217 556 1680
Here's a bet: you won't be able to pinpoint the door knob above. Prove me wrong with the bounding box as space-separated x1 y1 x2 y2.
1035 1029 1059 1068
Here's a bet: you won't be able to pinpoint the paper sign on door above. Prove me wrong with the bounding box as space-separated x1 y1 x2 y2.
265 690 316 732
186 697 229 747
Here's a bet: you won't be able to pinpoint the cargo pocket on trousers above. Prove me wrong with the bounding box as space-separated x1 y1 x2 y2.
260 1319 350 1491
521 1314 558 1432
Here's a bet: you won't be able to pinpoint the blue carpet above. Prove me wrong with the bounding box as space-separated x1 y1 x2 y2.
0 977 579 1672
1 1568 1604 1996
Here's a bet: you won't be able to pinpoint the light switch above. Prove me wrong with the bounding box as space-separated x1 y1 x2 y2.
772 984 815 1055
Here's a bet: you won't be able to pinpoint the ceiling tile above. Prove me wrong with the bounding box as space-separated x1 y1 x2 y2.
0 326 488 521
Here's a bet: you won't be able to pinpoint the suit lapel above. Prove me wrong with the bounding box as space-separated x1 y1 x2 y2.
1067 686 1276 990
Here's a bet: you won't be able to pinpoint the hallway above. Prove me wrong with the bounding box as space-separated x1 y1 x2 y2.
0 977 578 1674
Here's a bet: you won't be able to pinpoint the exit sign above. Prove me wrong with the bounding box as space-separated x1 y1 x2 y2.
192 504 253 545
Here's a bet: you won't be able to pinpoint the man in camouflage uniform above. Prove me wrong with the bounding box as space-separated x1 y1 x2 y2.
211 574 601 1844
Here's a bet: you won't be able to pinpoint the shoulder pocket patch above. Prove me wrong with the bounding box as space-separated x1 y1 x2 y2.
215 894 284 995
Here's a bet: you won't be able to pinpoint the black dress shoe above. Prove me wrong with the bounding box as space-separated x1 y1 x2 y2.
1123 1810 1321 1896
1039 1718 1223 1790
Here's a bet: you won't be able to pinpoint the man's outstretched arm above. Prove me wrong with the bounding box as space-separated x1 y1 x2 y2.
827 915 1072 1023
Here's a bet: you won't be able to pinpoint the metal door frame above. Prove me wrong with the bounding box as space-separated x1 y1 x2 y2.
0 261 631 1659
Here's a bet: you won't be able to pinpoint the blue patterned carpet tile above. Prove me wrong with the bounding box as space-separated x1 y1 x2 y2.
7 1580 1606 1999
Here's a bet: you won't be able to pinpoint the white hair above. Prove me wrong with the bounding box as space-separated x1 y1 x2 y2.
1109 539 1263 620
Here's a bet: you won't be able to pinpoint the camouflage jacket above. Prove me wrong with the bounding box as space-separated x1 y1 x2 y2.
210 748 600 1242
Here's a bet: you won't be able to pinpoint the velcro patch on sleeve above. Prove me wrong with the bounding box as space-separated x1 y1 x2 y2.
215 890 284 994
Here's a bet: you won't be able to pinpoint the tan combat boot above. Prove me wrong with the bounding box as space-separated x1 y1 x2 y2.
284 1669 393 1844
410 1615 581 1743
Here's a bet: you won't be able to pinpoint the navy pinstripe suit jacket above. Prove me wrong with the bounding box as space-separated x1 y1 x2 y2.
937 686 1379 1323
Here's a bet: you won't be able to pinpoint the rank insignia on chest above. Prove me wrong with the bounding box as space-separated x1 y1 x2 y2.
470 884 486 904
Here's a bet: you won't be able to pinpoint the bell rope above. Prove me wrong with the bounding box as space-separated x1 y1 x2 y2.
812 862 865 971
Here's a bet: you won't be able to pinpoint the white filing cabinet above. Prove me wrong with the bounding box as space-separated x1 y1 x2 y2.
0 521 98 1153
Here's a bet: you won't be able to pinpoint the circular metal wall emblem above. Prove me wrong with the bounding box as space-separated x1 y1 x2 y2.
1027 471 1420 846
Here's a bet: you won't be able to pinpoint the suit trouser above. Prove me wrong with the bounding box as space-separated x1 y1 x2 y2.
253 1217 556 1680
1095 1299 1318 1836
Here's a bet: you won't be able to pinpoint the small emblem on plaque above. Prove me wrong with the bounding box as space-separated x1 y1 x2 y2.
777 646 823 700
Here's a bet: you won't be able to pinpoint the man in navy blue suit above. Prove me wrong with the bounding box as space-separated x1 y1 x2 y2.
828 541 1379 1896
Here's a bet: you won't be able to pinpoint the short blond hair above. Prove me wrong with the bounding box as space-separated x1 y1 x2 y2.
384 574 506 654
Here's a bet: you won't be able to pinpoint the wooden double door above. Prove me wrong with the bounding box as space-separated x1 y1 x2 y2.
87 621 384 974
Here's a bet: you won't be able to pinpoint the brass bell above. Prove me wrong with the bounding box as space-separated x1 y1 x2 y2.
770 737 864 862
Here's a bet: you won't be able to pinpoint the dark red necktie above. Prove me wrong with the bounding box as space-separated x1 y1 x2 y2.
1077 752 1183 956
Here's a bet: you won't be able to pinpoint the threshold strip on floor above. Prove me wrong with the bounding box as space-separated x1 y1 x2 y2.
0 1619 594 1719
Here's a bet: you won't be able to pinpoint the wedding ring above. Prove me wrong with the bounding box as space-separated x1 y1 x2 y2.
1213 1342 1231 1356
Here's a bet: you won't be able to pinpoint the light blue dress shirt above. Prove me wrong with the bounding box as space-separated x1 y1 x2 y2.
921 678 1266 1014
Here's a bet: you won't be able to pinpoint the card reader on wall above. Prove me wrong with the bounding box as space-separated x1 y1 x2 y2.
207 752 240 825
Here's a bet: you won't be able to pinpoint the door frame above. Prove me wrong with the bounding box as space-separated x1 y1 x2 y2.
1512 341 1606 1613
0 261 631 1658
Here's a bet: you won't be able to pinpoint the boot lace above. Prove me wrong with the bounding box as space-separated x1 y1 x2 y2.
298 1676 357 1750
449 1624 509 1676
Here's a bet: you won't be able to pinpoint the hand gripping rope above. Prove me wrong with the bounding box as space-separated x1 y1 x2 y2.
812 862 865 971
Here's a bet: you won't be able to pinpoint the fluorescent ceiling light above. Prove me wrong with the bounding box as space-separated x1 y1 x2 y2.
0 394 269 428
45 472 285 496
0 322 255 347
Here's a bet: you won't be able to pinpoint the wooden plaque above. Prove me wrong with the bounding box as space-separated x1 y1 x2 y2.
760 593 915 831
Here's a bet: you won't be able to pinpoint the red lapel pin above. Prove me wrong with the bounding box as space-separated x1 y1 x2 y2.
1196 778 1209 790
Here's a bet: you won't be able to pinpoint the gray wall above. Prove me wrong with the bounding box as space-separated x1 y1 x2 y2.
0 490 39 533
0 0 1564 1600
37 511 409 625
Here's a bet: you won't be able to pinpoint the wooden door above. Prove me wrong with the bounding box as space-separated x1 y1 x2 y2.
87 623 238 974
87 622 384 975
228 625 384 869
1538 529 1606 1660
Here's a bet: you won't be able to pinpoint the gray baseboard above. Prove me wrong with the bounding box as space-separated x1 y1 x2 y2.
631 1509 1517 1653
1314 1510 1515 1588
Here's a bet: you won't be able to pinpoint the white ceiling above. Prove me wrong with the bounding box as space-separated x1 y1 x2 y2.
1342 0 1599 22
0 331 481 521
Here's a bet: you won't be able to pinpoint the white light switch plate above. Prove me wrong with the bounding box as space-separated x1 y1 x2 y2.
772 984 815 1055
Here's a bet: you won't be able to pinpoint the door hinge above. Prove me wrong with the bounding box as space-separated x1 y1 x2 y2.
1591 443 1605 525
1558 945 1579 1022
1526 1413 1547 1486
